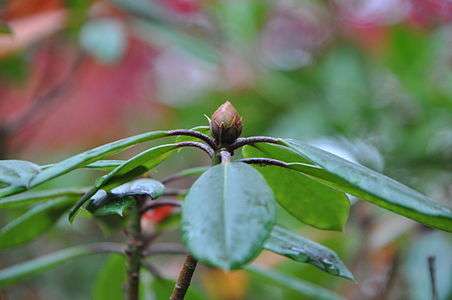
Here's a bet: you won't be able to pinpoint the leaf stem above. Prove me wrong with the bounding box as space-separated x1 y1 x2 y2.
141 199 182 213
169 129 216 149
228 136 283 151
176 141 214 158
170 255 198 300
239 157 289 168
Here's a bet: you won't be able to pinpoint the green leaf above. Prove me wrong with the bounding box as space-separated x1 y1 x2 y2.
69 144 176 221
92 254 126 300
282 139 452 232
109 178 165 198
92 197 135 217
0 244 119 287
246 266 344 300
264 226 354 280
182 162 276 270
0 188 87 209
0 160 41 188
0 198 75 249
80 18 126 64
242 144 350 231
0 22 11 34
41 160 125 171
0 130 169 198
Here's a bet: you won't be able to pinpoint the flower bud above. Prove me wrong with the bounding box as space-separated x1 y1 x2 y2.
210 101 243 145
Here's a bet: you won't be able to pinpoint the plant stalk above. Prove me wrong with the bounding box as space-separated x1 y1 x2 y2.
170 255 198 300
126 199 145 300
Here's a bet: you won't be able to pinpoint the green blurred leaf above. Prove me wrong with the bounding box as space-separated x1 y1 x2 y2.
264 226 354 280
150 278 205 300
0 21 11 34
283 139 452 232
404 232 452 300
135 21 219 64
0 130 170 198
92 254 126 300
182 162 276 269
0 160 41 188
0 198 75 249
163 166 209 183
242 144 350 231
0 53 28 82
246 266 344 300
0 244 120 287
80 18 126 64
0 188 87 209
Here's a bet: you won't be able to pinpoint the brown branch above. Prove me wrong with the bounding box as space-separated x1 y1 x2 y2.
144 243 187 256
170 255 198 300
169 129 216 150
428 256 438 300
141 199 182 213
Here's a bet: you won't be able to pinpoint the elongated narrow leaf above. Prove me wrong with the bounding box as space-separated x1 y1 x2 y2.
282 139 452 232
0 244 121 287
246 266 344 300
0 160 41 188
92 254 126 300
242 144 350 231
0 131 170 198
69 144 177 221
41 160 125 171
0 198 75 249
0 188 87 209
264 226 354 280
182 162 276 270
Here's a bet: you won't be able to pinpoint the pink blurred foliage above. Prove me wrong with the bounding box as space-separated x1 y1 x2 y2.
0 38 164 157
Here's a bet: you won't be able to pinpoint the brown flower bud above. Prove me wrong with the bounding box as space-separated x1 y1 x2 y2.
210 101 243 146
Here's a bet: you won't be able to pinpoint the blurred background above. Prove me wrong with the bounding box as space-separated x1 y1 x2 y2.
0 0 451 299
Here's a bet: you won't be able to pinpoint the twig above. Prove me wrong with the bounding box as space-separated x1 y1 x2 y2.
428 256 438 300
170 255 198 300
142 260 163 279
141 199 182 213
143 243 187 256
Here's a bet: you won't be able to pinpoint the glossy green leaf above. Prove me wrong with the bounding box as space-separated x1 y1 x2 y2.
242 144 350 231
264 226 354 280
109 178 165 198
92 254 126 300
246 266 344 300
69 144 175 221
41 160 125 171
0 198 75 249
0 244 119 287
92 197 135 217
0 130 169 198
0 188 87 209
182 162 276 270
282 139 452 232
